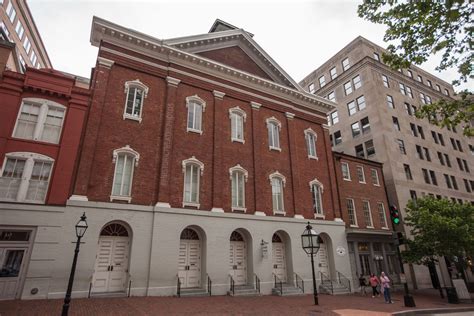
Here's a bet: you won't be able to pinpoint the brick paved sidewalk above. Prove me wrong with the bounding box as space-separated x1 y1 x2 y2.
0 290 472 316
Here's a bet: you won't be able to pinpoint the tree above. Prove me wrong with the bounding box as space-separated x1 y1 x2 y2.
401 197 474 267
358 1 473 136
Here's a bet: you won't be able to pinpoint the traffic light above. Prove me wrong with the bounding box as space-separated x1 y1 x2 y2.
389 205 401 225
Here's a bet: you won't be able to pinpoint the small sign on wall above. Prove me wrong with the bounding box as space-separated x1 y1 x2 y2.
261 240 268 259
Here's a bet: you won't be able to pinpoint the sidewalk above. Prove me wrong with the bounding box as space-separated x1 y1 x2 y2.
0 289 472 316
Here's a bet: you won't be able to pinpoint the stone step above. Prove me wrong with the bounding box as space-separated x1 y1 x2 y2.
90 291 127 298
228 285 260 296
272 286 304 296
179 287 209 297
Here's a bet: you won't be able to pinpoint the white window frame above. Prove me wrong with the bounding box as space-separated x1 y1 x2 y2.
182 156 204 208
15 20 24 40
377 202 389 229
342 162 351 181
266 117 281 151
346 198 358 227
304 128 318 160
318 75 326 88
330 67 337 80
0 152 54 204
269 171 286 215
308 83 315 94
110 145 139 202
229 164 248 212
229 106 246 143
6 2 16 23
186 95 206 134
356 166 366 183
309 179 324 218
362 200 374 228
23 36 31 54
123 79 149 122
12 98 66 144
371 169 380 186
342 58 350 71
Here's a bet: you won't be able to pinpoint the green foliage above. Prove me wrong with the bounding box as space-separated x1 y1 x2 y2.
358 1 473 136
401 197 474 266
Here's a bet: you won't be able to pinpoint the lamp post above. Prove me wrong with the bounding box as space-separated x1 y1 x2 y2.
62 213 88 316
301 222 321 305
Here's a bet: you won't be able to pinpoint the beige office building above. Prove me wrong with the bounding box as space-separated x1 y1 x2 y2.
300 36 474 289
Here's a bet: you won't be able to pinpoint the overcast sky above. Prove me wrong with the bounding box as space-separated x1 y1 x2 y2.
29 0 472 91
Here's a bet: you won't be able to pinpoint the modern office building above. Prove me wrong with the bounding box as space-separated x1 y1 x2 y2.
300 36 474 289
0 0 52 72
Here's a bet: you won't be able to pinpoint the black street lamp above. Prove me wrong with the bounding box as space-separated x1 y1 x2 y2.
62 213 88 316
301 222 321 305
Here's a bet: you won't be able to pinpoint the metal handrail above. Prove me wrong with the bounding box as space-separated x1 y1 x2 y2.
254 273 261 293
127 273 132 297
294 272 304 293
337 271 351 292
320 271 333 294
177 275 181 297
273 273 283 295
207 274 212 296
88 282 92 298
229 275 235 296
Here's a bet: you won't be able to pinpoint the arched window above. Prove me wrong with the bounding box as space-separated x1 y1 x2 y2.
309 179 324 217
123 79 149 122
304 128 318 159
182 156 204 207
0 152 54 203
269 171 286 214
186 95 206 134
180 228 200 240
229 107 246 143
100 223 129 236
111 145 139 202
229 164 248 211
13 98 66 144
266 117 281 151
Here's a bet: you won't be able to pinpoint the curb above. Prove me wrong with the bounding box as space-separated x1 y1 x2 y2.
392 306 474 315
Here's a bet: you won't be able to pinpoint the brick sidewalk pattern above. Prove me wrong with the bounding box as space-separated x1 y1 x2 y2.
0 290 472 316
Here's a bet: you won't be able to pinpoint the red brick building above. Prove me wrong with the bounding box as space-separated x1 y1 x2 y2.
333 152 399 284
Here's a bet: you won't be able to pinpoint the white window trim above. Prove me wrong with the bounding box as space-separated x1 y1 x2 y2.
363 200 374 228
371 169 380 186
378 202 389 229
304 128 318 160
186 95 206 134
229 106 247 143
266 117 282 151
12 98 67 144
110 145 139 203
309 178 324 219
123 79 149 123
229 164 248 212
342 162 351 181
0 152 54 204
356 165 366 184
347 198 358 227
269 171 286 215
182 156 204 208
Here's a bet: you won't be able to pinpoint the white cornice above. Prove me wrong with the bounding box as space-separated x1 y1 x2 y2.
90 16 335 116
213 90 225 99
166 76 181 87
97 57 114 68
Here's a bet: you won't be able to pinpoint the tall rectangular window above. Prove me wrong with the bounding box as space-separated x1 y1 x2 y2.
0 158 26 201
451 175 458 190
353 75 362 89
311 183 323 215
365 139 375 156
330 67 337 80
271 177 284 212
407 70 413 78
382 75 390 88
355 144 364 158
6 2 16 23
386 95 394 109
23 36 31 54
187 100 203 132
392 117 400 131
373 52 380 61
361 117 370 134
346 199 357 226
444 174 452 189
422 168 430 184
342 58 350 71
125 82 147 121
362 201 373 227
416 145 424 160
305 131 317 158
404 164 413 180
356 166 365 183
417 126 425 139
230 111 244 142
328 91 336 102
334 131 342 145
231 170 245 209
438 152 445 165
14 102 40 140
406 86 413 98
267 120 280 150
444 154 451 167
347 101 357 116
26 161 53 202
356 95 366 111
399 83 406 95
184 163 200 204
377 202 388 228
397 139 406 154
342 162 351 180
344 81 353 95
371 169 380 186
410 123 418 137
15 21 24 39
351 122 361 137
430 170 438 186
319 75 326 88
112 154 135 198
308 83 315 94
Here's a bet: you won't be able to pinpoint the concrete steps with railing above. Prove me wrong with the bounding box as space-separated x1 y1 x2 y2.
319 282 351 295
272 282 305 296
228 284 260 296
179 287 210 297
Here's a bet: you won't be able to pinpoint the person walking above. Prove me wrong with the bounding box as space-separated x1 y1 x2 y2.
358 274 367 295
380 271 393 303
369 273 380 298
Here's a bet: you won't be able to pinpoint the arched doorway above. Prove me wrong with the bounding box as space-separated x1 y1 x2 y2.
178 228 201 288
92 222 130 293
229 231 247 285
272 233 287 282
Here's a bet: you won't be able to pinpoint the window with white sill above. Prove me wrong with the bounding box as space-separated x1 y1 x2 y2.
377 202 388 228
342 162 351 180
310 179 324 217
346 198 357 226
371 169 380 186
269 172 285 213
182 156 204 207
186 95 206 133
230 165 248 211
111 146 139 202
13 98 66 144
124 79 149 122
266 117 281 150
6 2 16 23
362 200 373 227
0 152 54 203
304 128 317 159
229 107 246 143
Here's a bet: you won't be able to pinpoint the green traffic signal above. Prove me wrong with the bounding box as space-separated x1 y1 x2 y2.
393 217 400 224
389 205 401 225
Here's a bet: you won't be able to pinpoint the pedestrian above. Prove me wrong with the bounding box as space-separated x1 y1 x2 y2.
380 271 393 303
358 274 367 295
369 273 380 298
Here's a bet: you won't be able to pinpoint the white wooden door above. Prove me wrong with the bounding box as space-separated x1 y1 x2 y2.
92 236 129 293
229 241 246 285
178 240 201 288
272 242 287 282
318 243 329 276
0 248 27 300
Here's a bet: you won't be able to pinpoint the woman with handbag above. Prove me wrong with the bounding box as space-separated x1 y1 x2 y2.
380 271 393 303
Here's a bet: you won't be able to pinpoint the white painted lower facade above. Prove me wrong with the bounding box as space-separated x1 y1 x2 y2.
0 200 354 300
